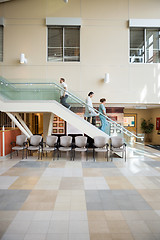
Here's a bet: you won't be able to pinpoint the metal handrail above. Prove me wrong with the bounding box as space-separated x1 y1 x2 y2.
0 78 144 139
53 83 143 139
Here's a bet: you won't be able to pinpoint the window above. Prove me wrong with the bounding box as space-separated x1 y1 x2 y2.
130 28 160 63
0 112 12 128
47 26 80 62
0 26 3 62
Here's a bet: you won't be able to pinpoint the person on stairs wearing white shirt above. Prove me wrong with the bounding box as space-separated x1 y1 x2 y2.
60 78 71 109
84 92 98 126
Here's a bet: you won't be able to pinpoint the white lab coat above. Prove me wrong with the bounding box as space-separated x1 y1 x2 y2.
84 96 98 117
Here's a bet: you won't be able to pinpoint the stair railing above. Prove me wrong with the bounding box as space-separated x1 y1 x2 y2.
0 77 144 140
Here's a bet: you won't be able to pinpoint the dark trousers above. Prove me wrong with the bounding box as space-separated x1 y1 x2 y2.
60 95 70 108
87 116 96 126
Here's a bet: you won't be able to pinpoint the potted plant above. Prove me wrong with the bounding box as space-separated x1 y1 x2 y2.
141 119 154 142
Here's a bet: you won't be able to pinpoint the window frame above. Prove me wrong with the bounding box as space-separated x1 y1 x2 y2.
129 27 160 64
47 25 80 63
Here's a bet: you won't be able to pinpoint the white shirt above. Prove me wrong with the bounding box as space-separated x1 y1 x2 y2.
86 96 93 111
84 96 98 117
60 82 68 97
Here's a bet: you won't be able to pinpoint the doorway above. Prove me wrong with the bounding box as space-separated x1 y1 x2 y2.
124 113 137 136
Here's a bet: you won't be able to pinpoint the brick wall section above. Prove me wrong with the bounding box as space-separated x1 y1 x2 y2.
0 129 21 156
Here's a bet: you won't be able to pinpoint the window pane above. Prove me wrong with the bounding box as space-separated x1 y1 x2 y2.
48 27 63 62
64 27 80 62
48 48 63 62
64 27 80 47
130 28 144 63
48 27 63 47
146 29 160 63
47 26 80 62
0 112 12 127
0 26 3 62
64 48 80 62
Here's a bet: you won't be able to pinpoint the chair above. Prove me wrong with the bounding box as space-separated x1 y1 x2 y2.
42 135 58 160
93 136 109 161
10 135 28 159
27 135 43 159
58 136 73 160
110 136 127 161
73 136 88 160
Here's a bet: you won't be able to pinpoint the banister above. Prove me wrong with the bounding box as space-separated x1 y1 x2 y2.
0 77 144 140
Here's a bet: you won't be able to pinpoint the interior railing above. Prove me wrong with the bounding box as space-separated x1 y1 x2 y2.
0 76 144 141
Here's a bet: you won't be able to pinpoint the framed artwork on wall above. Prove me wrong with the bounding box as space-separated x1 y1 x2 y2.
53 115 66 134
156 118 160 130
124 116 135 127
59 129 64 133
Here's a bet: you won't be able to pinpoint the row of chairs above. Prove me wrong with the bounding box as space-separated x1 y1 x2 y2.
10 135 126 161
10 135 42 160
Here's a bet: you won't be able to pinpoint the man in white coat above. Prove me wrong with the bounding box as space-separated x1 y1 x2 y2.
60 78 71 109
84 92 98 125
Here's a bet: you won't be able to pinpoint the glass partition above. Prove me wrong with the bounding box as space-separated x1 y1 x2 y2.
0 76 144 141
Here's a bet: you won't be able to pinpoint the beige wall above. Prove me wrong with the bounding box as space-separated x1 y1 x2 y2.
43 113 51 141
124 108 160 144
0 0 160 103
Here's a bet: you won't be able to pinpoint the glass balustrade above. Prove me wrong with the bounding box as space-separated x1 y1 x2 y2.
0 76 144 142
0 80 60 101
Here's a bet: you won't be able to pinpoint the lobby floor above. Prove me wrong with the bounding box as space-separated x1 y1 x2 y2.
0 145 160 240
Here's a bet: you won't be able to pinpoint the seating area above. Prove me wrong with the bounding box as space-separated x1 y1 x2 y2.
10 135 28 159
110 136 127 162
10 134 127 161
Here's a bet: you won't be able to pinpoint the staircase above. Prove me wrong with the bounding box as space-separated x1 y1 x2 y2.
0 77 144 142
0 98 109 140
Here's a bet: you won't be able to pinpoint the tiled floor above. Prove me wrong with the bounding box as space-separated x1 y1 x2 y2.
1 145 160 239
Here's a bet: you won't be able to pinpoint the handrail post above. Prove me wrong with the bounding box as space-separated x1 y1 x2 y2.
2 125 5 157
